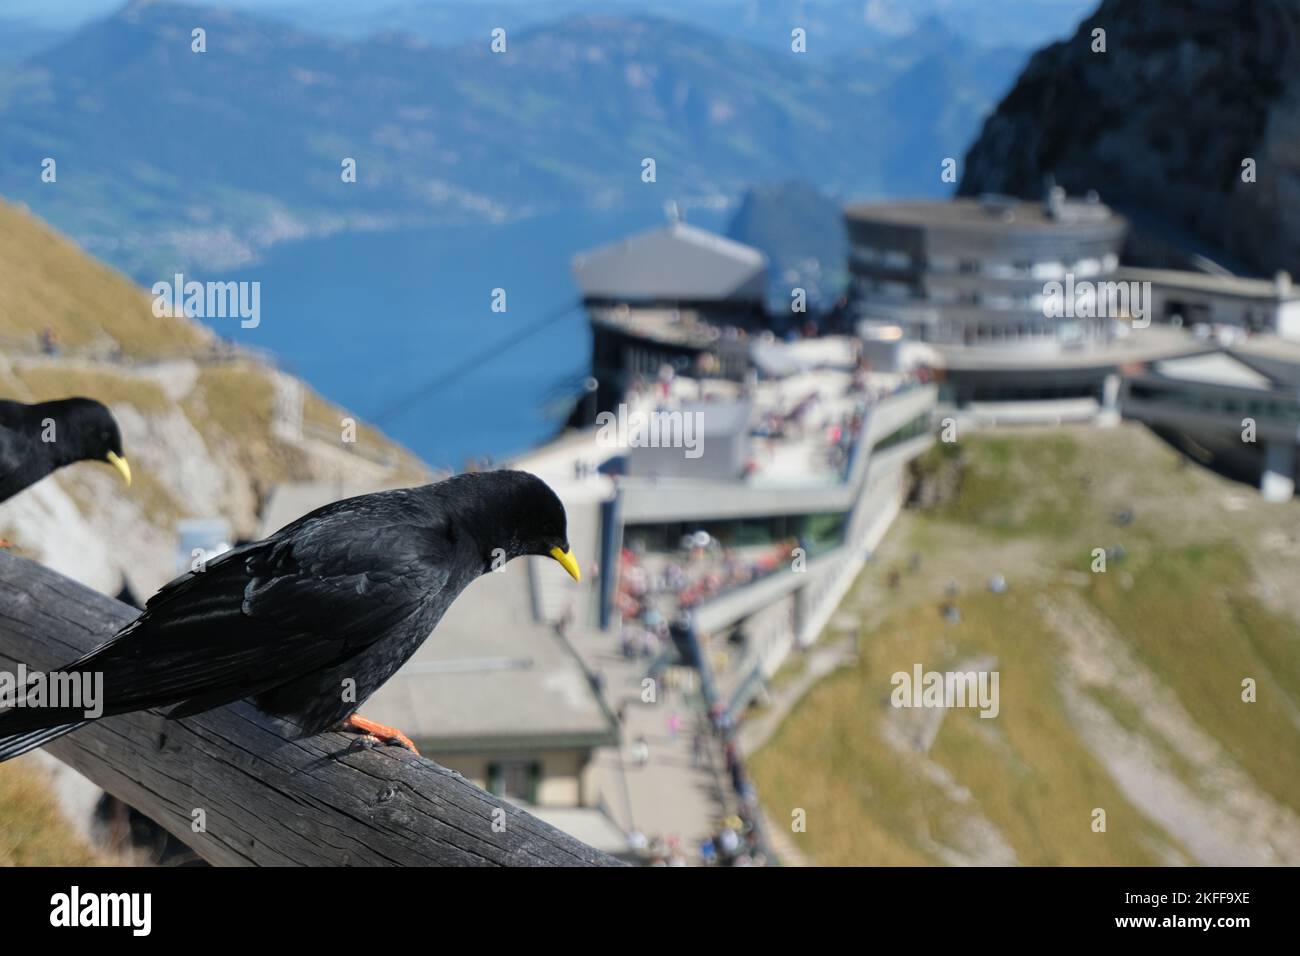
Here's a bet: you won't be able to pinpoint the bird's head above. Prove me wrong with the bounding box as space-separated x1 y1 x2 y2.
45 398 131 486
442 469 579 582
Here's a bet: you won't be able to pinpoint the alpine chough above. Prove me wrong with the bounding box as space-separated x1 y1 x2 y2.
0 469 580 760
0 397 131 502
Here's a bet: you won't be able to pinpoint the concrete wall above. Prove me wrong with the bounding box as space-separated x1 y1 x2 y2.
1278 301 1300 340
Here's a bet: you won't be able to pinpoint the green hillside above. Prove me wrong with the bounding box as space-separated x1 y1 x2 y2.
753 423 1300 866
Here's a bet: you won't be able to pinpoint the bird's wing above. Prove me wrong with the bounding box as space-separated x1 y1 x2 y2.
62 504 454 720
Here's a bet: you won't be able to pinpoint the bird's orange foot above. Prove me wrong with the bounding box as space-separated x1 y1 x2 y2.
341 713 420 755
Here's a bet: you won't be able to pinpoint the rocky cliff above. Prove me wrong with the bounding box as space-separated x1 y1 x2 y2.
958 0 1300 275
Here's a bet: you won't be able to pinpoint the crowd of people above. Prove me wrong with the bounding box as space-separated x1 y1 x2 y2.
629 807 769 867
624 702 772 867
615 534 802 634
698 813 769 867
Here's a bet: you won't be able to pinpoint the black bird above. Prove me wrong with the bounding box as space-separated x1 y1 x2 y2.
0 397 132 503
0 469 580 760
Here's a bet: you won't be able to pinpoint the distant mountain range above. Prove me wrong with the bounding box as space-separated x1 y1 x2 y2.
2 0 1096 53
0 0 1039 278
255 0 1090 56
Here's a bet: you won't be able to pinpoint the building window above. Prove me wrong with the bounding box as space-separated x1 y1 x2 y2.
488 761 541 803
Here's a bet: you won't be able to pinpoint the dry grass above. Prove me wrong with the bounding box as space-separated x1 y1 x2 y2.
1085 543 1300 816
0 760 106 866
753 589 1184 865
0 199 208 358
12 365 170 411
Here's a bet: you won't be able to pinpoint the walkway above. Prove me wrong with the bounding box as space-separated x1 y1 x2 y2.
563 622 733 862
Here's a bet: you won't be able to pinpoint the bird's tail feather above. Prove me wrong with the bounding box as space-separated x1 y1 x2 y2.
0 719 90 762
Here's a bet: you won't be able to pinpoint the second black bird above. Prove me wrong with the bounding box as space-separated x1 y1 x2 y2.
0 397 132 503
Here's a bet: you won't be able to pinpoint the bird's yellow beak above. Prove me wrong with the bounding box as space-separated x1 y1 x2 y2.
549 546 581 582
106 451 132 487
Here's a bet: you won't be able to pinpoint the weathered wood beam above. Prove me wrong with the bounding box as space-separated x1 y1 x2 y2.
0 552 620 866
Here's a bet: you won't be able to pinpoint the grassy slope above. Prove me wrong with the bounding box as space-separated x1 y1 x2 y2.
0 203 207 357
752 424 1300 865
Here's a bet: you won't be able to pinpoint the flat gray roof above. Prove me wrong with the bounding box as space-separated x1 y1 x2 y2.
573 222 767 302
